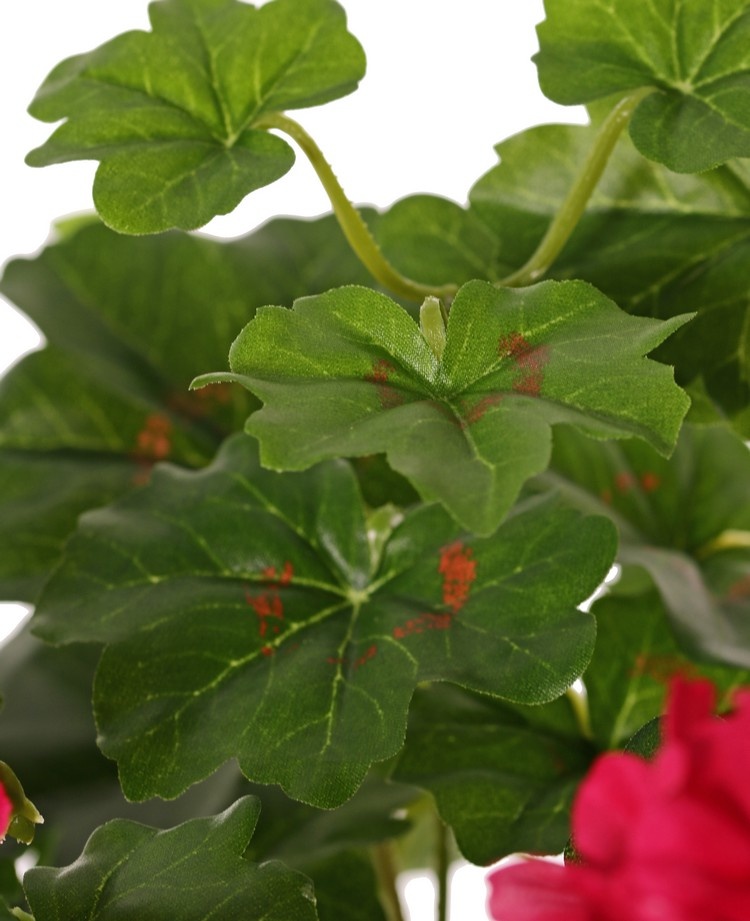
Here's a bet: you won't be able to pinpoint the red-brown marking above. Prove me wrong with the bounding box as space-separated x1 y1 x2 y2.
460 393 503 428
640 472 661 493
365 358 405 410
245 561 294 653
260 645 274 658
439 541 477 613
393 612 453 639
134 413 173 461
615 471 635 493
725 575 750 604
630 654 698 685
168 383 234 419
600 488 613 505
326 643 378 670
498 332 549 398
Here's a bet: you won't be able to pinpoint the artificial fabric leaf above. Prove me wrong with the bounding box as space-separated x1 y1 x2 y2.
469 122 750 431
392 684 593 865
33 434 614 808
535 0 750 171
585 589 750 750
22 798 317 921
0 213 375 600
532 422 750 668
199 279 690 535
26 0 366 233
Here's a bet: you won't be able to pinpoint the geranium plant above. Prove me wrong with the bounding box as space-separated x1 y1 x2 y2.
1 1 749 919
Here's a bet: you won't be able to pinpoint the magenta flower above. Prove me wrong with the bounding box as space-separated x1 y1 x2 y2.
487 678 750 921
0 780 12 840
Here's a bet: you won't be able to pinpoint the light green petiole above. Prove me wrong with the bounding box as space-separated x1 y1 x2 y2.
256 112 458 303
500 86 655 288
420 295 447 360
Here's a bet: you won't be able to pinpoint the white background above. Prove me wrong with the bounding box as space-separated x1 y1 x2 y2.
0 2 585 917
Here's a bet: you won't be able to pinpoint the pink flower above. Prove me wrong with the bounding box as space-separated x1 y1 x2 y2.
487 678 750 921
0 780 12 840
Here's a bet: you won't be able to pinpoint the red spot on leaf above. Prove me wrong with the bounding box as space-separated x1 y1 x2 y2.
393 612 453 639
725 576 750 604
600 489 613 505
439 542 477 613
168 383 234 418
640 472 661 492
326 643 378 671
460 393 503 428
261 645 274 658
365 359 405 410
498 332 549 397
630 654 698 684
245 561 294 655
615 472 635 493
135 413 173 461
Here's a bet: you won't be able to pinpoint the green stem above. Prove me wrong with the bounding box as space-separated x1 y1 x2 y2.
566 685 594 741
370 842 406 921
256 112 458 303
499 87 654 288
435 814 450 921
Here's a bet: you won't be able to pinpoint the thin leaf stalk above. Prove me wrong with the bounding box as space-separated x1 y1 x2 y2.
371 841 407 921
566 684 594 741
499 86 655 287
255 112 458 303
435 812 450 921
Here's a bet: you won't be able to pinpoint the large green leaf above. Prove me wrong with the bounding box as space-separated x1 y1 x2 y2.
33 434 614 808
470 125 750 429
533 422 750 667
535 0 750 171
585 589 750 750
301 851 386 921
200 280 689 535
392 684 594 865
23 798 318 921
26 0 365 233
0 214 375 601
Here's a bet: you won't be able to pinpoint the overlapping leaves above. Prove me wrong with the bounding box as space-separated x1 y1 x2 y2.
469 122 750 431
393 684 592 865
198 279 689 535
536 0 750 171
26 0 366 232
34 434 615 808
22 798 318 921
533 422 750 668
0 214 373 600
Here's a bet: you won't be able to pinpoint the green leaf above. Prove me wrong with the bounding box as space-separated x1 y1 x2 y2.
26 0 366 233
392 684 593 865
533 422 750 668
535 0 750 171
623 717 661 760
585 589 750 750
470 122 750 431
0 214 375 600
298 851 387 921
202 279 690 535
34 434 614 807
22 798 318 921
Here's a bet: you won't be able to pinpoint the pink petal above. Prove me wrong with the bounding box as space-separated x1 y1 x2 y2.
0 781 12 839
487 861 593 921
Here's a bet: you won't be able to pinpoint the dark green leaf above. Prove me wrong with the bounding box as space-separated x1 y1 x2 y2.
26 0 366 232
623 717 661 760
536 0 750 171
0 214 375 600
533 422 750 668
299 851 386 921
585 589 750 749
393 684 593 865
203 280 689 535
34 434 614 807
470 123 750 430
23 798 318 921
